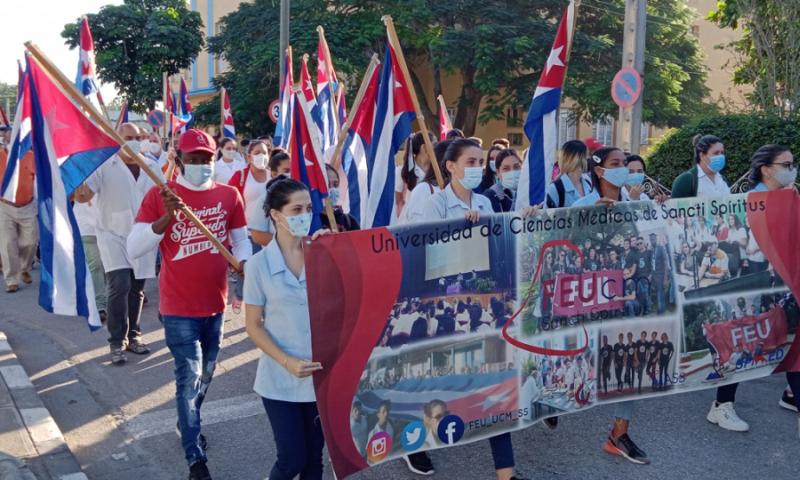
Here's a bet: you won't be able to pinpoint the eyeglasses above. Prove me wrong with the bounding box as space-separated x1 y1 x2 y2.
771 161 796 170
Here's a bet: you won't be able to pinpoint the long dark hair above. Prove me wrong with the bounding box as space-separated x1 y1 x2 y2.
443 138 481 186
401 132 431 192
495 148 521 171
692 134 722 164
748 144 791 186
478 145 503 191
588 147 623 195
268 148 290 173
422 140 452 187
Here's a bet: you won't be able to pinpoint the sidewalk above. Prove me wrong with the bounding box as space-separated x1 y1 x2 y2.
0 332 87 480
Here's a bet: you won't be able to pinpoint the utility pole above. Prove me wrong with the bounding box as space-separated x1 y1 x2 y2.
279 0 290 85
617 0 647 154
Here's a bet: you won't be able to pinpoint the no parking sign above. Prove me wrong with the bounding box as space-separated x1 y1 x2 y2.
611 67 642 108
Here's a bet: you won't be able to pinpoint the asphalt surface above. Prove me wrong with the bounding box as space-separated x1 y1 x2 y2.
1 272 798 480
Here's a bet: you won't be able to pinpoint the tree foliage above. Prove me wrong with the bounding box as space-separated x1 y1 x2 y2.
62 0 204 113
647 114 800 188
201 0 711 138
709 0 800 118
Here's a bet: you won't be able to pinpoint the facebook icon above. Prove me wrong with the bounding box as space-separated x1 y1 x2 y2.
437 414 465 445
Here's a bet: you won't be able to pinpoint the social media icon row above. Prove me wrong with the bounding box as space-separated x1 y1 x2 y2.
367 414 465 463
437 415 464 445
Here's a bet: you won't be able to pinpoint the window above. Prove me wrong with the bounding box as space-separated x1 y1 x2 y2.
508 133 524 146
640 122 650 145
557 108 577 147
506 107 522 127
592 116 614 146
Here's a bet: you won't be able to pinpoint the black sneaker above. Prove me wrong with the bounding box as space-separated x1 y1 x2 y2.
603 433 650 465
110 346 127 365
176 422 208 450
188 461 211 480
544 417 558 429
510 476 531 480
403 452 434 475
779 390 798 412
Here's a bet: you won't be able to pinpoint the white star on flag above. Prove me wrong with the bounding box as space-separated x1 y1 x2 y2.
480 392 510 411
545 45 565 74
302 144 315 167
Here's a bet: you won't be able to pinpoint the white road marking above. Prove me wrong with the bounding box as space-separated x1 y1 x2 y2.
124 393 264 440
0 365 34 389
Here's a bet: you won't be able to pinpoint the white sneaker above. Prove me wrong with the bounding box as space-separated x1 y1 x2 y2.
707 401 749 432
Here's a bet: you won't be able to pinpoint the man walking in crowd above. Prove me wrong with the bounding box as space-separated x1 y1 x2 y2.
635 331 649 394
128 128 250 480
0 129 37 293
75 122 160 364
613 333 626 392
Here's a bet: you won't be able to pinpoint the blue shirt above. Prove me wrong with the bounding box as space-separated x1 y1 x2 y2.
545 174 592 208
243 240 315 402
752 182 768 192
422 183 494 221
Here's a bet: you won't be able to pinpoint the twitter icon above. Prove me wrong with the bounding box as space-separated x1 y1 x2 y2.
400 421 427 451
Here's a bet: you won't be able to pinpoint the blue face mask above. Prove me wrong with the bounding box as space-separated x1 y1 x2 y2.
601 167 629 188
460 166 484 190
183 163 214 186
709 154 726 173
501 170 521 191
281 212 312 237
625 173 645 186
328 188 340 206
489 159 497 173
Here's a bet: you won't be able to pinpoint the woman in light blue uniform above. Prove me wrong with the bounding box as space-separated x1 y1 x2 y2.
421 138 527 480
243 178 330 480
545 140 592 209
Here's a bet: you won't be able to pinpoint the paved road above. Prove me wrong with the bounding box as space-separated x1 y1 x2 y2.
2 273 798 480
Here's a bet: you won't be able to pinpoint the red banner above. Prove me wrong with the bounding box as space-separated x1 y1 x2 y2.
552 270 624 316
704 308 789 365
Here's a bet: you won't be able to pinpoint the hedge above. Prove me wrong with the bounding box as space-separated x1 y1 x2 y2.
646 114 800 190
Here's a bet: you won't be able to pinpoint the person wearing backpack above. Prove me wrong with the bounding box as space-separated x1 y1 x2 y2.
545 140 592 209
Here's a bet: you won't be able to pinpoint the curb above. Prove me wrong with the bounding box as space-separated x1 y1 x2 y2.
0 332 87 480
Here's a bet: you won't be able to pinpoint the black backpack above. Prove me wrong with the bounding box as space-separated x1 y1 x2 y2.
545 177 567 208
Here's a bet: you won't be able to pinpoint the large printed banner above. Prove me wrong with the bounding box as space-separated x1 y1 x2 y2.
306 189 800 478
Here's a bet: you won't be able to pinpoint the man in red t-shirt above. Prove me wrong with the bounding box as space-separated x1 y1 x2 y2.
127 129 250 480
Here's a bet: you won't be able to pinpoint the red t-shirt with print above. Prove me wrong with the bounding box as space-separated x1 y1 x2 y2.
136 181 247 317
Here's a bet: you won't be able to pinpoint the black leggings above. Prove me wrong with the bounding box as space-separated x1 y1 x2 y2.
787 372 800 410
716 383 739 404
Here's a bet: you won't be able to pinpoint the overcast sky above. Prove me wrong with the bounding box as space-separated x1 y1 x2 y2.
0 0 123 101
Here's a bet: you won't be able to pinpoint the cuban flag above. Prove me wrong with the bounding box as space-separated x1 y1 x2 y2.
178 77 194 132
290 92 329 234
4 57 120 329
364 42 416 228
74 17 105 108
316 34 339 153
222 89 236 138
437 95 453 141
274 49 294 149
300 56 325 144
1 69 33 205
517 0 574 209
337 86 347 126
340 64 380 225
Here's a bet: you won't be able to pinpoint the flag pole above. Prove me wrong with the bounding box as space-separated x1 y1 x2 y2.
437 94 452 137
330 54 379 171
381 16 444 189
284 45 293 155
114 99 126 131
219 87 226 137
162 72 169 145
25 42 241 271
316 26 339 130
291 85 338 232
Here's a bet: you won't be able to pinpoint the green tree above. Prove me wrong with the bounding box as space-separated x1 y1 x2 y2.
62 0 204 113
709 0 800 118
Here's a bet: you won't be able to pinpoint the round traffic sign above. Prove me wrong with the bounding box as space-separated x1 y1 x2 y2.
269 99 280 124
611 67 642 108
147 110 164 128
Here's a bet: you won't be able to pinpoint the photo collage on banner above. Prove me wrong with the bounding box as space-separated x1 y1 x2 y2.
325 194 798 472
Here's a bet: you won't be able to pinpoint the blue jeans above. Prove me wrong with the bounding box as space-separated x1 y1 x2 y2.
635 278 651 316
488 432 514 470
614 400 634 421
654 279 666 315
261 397 325 480
163 313 224 466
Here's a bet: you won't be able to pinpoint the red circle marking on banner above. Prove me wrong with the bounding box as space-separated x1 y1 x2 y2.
268 99 280 123
611 67 642 108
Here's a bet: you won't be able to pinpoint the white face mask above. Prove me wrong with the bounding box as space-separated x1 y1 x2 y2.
459 166 483 190
251 153 267 170
183 163 215 187
148 141 162 155
139 140 150 153
221 149 236 160
280 212 312 237
125 140 141 154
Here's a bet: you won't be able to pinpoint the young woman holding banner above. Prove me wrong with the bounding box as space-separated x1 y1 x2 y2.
420 137 528 480
747 144 800 424
243 177 331 480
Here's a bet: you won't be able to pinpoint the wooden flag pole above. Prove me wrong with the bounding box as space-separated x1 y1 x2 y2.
381 16 444 189
316 26 340 130
219 87 226 137
25 42 241 270
113 100 126 131
291 85 338 232
330 54 379 171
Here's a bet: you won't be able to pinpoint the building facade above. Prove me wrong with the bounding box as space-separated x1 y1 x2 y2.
187 0 745 150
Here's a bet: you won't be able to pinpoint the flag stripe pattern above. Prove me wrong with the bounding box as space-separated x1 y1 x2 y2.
274 50 294 149
222 89 236 139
